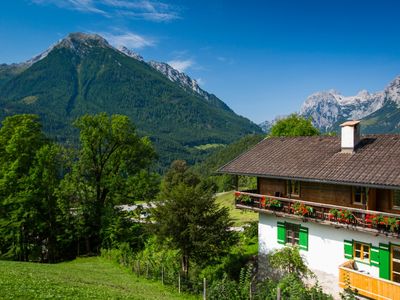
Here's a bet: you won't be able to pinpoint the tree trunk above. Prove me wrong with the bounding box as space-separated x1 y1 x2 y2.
181 254 190 278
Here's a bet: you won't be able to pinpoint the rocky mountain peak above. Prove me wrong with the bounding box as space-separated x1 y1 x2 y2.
55 32 110 53
385 75 400 106
117 46 144 61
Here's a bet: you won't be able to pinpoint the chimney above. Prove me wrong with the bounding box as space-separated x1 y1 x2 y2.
340 120 361 153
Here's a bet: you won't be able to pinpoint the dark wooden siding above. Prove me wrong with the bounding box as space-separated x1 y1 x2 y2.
257 177 393 212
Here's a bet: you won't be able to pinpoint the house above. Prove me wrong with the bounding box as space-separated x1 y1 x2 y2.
218 121 400 300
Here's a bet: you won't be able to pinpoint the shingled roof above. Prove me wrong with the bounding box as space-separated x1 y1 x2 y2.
218 135 400 189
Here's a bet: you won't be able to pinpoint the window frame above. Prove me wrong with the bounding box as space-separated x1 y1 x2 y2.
352 186 367 205
392 190 400 210
287 180 301 198
285 222 300 246
353 241 371 264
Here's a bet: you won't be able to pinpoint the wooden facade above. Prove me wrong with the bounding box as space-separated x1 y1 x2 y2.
257 177 399 214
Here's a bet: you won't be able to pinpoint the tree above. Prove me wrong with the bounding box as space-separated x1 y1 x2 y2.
0 115 66 262
153 161 235 277
269 246 311 279
61 113 156 254
269 114 319 137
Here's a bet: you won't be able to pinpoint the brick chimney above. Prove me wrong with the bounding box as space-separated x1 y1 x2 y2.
340 120 361 153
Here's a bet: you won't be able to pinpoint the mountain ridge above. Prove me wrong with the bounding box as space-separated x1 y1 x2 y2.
260 75 400 134
0 32 262 169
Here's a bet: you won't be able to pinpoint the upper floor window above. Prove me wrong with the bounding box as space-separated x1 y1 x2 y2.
352 187 366 205
393 190 400 210
287 180 300 197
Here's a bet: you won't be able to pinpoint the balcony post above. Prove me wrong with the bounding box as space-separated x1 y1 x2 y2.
234 175 238 191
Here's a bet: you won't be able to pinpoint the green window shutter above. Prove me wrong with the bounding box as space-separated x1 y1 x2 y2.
371 246 380 267
299 226 308 251
344 240 353 259
379 243 390 280
277 222 285 244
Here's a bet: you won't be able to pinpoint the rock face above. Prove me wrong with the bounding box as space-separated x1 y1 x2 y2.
147 61 231 111
299 76 400 133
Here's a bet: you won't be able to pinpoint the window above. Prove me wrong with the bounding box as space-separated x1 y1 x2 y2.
354 241 370 263
352 187 366 205
287 180 300 197
277 221 308 250
392 245 400 283
393 190 400 209
285 223 300 245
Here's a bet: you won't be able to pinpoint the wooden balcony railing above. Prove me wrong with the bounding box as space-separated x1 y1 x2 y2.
339 260 400 300
235 190 400 236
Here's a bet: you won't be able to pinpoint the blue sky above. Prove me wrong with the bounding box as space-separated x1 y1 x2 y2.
1 0 400 123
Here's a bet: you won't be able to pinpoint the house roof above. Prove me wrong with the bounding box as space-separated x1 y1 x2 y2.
217 135 400 189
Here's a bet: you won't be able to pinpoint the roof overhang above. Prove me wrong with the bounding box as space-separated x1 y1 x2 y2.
217 170 400 190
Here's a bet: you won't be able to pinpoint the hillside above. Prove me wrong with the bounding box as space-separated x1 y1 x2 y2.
192 134 264 177
0 257 196 300
0 33 261 169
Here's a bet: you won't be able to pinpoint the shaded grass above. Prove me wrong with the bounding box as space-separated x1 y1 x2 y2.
216 191 258 226
0 257 198 299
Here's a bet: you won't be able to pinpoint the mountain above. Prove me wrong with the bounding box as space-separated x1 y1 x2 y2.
0 32 261 169
147 61 231 111
297 75 400 133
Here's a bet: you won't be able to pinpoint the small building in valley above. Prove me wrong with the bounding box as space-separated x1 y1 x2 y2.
218 121 400 300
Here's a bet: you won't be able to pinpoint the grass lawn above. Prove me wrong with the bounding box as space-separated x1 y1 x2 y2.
0 257 198 300
216 191 258 226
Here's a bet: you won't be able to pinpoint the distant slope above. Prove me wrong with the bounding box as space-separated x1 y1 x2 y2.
0 33 262 169
193 134 264 177
0 257 195 300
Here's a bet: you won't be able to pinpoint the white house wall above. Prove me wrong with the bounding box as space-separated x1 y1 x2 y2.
259 213 398 278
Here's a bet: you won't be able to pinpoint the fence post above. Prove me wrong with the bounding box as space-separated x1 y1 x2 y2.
138 260 140 276
277 287 281 300
161 265 164 285
203 277 206 300
178 273 181 294
146 262 149 278
249 280 252 300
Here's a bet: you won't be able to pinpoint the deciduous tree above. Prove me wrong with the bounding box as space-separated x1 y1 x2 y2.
269 114 319 137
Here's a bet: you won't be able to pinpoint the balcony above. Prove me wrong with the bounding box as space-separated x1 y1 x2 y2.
235 190 400 237
339 260 400 300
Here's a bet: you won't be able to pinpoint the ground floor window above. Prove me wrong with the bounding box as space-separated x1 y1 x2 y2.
392 245 400 283
354 241 370 263
285 222 300 245
277 221 308 250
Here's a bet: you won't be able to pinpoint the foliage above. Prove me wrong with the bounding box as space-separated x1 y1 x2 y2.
192 134 264 191
269 246 311 279
208 265 253 300
59 113 156 254
0 114 68 262
0 257 197 300
269 114 320 137
153 161 236 277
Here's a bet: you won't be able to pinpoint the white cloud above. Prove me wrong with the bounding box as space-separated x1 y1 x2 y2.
31 0 180 21
32 0 108 15
101 31 155 49
167 59 194 73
